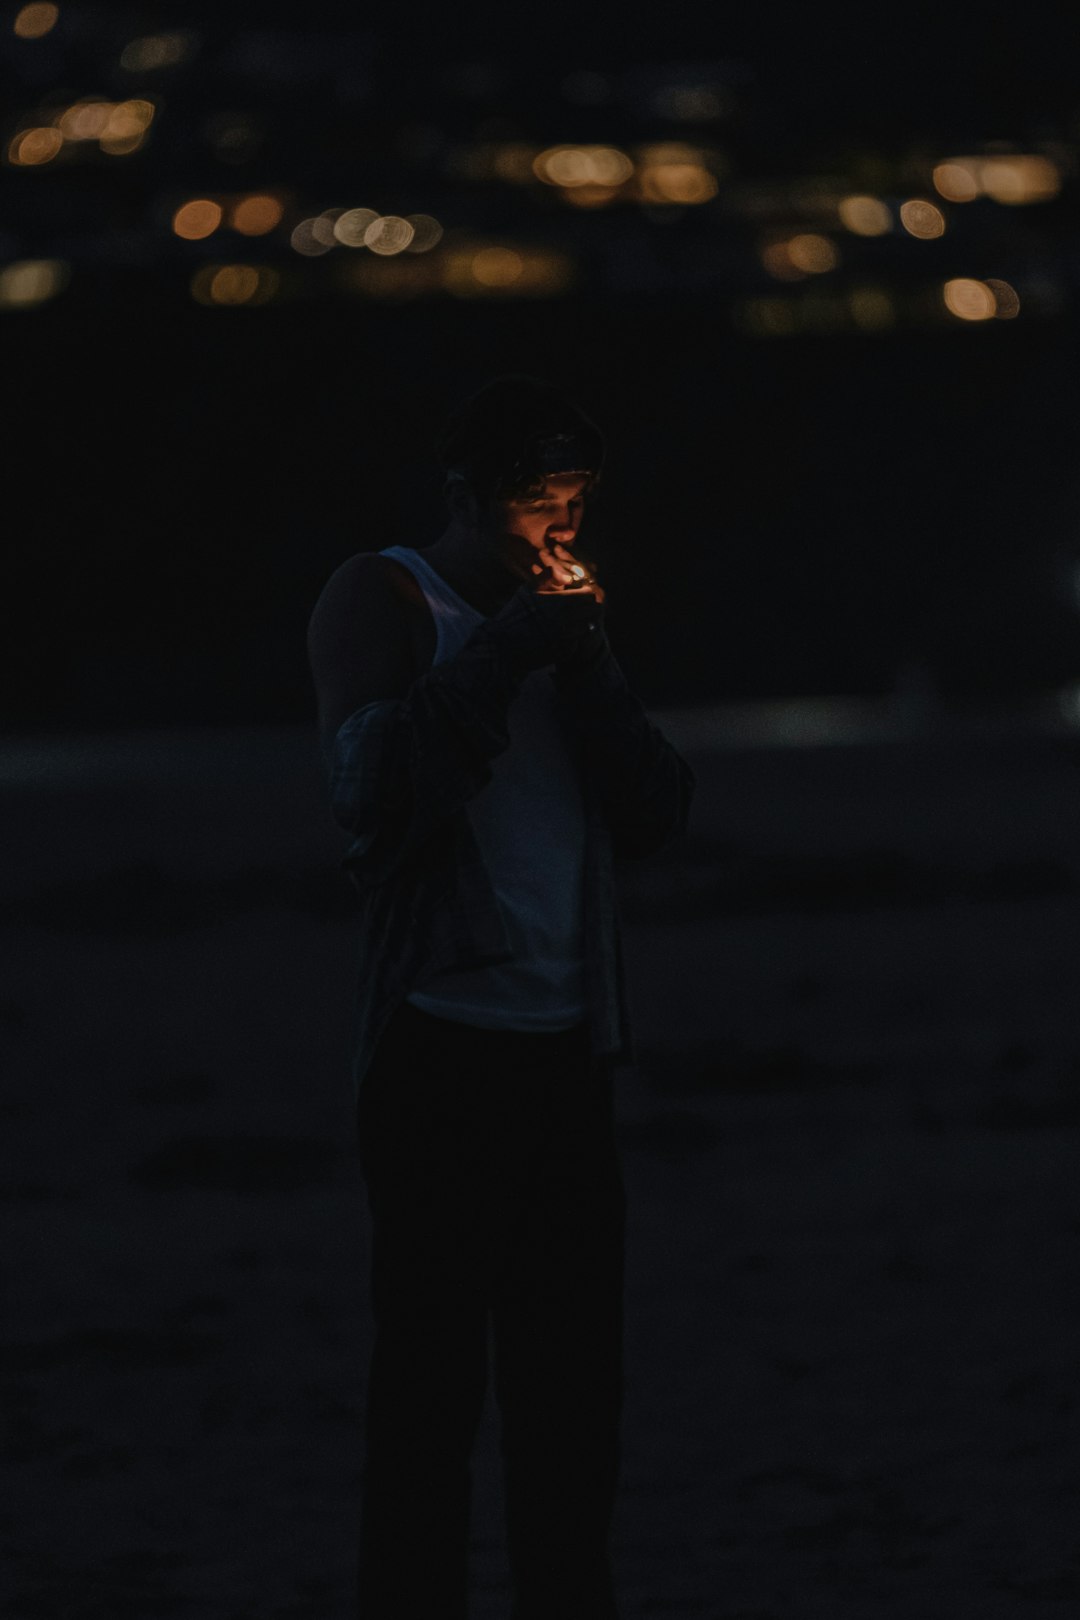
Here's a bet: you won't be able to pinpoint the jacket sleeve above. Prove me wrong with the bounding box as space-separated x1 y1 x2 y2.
326 624 525 887
552 640 696 859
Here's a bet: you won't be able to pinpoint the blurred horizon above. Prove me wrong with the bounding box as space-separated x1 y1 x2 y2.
6 1 1080 730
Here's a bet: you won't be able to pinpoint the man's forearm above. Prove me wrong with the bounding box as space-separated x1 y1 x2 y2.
328 623 523 883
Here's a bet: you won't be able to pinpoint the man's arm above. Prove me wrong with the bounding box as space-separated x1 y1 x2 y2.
552 636 696 860
306 554 525 885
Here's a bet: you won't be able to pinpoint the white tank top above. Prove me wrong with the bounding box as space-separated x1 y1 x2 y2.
379 544 588 1032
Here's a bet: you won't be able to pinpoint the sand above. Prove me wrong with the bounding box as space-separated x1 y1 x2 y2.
2 717 1078 1618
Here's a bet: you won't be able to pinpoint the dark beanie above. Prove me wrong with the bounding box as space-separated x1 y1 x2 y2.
436 374 605 503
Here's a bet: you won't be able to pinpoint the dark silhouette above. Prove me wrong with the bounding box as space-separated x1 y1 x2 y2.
307 375 696 1618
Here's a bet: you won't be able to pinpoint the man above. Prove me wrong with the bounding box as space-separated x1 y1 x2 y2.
306 374 696 1620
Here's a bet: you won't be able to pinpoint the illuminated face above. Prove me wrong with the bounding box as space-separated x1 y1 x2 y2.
495 472 589 576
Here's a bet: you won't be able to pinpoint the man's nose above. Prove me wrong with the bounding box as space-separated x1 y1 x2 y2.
547 516 578 541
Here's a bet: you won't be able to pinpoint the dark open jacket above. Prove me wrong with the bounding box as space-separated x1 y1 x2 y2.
324 619 696 1111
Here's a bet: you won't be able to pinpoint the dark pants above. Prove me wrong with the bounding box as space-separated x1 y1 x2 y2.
354 997 626 1620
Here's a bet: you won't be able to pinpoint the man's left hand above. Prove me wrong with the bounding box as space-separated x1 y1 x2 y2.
532 543 608 676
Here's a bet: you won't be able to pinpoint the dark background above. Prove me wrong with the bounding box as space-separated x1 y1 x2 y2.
5 1 1080 729
6 9 1080 1618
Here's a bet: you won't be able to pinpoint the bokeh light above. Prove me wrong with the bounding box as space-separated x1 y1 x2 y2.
0 258 70 308
364 215 415 255
290 219 333 256
979 155 1060 205
191 264 279 306
837 195 892 235
312 209 346 246
470 246 523 286
57 101 112 141
942 278 996 321
8 127 64 166
636 143 719 204
333 208 379 247
899 198 946 238
229 195 284 235
533 145 634 187
173 199 223 240
985 278 1021 318
404 214 443 252
441 243 574 297
100 100 155 155
786 234 840 272
931 153 1062 206
761 234 838 279
13 3 58 39
932 161 979 202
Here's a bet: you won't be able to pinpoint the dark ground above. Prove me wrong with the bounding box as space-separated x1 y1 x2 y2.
2 709 1080 1617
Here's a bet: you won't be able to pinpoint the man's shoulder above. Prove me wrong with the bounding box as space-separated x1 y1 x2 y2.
322 549 425 607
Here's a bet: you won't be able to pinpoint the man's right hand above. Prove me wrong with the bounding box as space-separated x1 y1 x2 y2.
483 576 604 677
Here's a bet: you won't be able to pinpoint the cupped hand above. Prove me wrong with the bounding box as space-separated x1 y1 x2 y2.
531 542 606 603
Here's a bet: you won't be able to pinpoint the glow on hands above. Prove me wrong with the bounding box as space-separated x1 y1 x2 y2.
531 542 606 602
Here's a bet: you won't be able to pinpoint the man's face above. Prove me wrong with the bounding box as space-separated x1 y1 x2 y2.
489 472 590 582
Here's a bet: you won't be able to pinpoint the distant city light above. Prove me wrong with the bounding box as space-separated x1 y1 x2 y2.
636 143 720 204
36 97 156 156
979 155 1060 205
13 3 58 39
333 208 379 246
7 127 63 166
331 205 439 257
931 153 1062 206
0 258 69 308
899 198 946 239
761 234 838 280
441 243 574 298
99 100 155 155
57 101 112 141
365 215 415 255
229 195 284 235
312 209 346 246
561 184 620 210
786 234 839 272
173 199 223 240
191 264 279 306
533 146 634 187
942 278 996 321
932 161 979 202
985 277 1020 318
837 195 892 235
290 219 333 256
119 31 198 72
470 246 523 286
404 214 443 252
